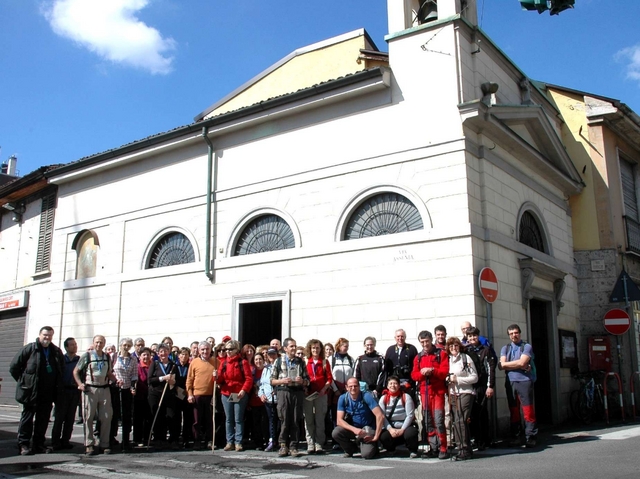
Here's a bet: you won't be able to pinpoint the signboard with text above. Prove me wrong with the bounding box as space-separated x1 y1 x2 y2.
0 291 29 311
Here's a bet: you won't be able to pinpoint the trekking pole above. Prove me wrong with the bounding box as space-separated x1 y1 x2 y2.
147 365 175 448
211 378 217 454
81 388 87 451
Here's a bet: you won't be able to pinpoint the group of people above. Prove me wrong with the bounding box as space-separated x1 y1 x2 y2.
9 322 538 461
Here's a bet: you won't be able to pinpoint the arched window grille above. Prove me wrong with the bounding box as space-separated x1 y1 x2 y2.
343 192 424 240
234 215 295 256
147 232 195 268
519 211 546 253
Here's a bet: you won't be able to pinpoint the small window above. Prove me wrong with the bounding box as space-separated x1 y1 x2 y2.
234 215 295 256
147 232 195 269
343 192 423 240
74 230 99 279
519 211 545 253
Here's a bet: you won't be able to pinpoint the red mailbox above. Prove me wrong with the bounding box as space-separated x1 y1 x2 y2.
588 336 611 372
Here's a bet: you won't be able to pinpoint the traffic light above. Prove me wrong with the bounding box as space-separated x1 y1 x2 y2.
520 0 548 13
520 0 575 15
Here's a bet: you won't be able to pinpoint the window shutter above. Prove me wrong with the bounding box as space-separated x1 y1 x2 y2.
620 159 639 222
35 194 56 273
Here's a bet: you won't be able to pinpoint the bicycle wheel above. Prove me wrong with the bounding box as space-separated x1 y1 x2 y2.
570 389 591 424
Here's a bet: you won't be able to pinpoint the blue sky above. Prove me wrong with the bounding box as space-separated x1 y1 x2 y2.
1 0 639 177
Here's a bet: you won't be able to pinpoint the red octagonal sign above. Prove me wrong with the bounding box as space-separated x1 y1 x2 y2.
479 267 499 303
603 308 631 336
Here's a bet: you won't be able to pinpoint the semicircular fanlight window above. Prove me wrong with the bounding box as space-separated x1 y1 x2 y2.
148 232 195 268
344 192 424 240
234 215 295 256
519 211 545 253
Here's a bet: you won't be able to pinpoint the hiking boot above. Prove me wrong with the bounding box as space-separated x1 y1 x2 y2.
314 443 324 454
102 447 111 455
438 450 449 460
454 452 472 461
289 447 300 457
85 446 96 456
223 443 234 451
235 444 244 452
525 436 537 448
342 451 353 458
278 444 289 457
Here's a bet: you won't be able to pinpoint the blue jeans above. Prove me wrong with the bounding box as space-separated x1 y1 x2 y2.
221 393 248 445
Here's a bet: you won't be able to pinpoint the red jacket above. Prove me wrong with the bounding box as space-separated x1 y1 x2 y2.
306 358 333 394
217 354 252 396
411 347 449 402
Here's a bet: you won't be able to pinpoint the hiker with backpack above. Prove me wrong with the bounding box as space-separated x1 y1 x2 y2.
499 324 538 448
217 339 253 452
378 375 420 458
384 329 418 399
446 336 478 461
355 336 386 399
465 326 496 450
411 330 449 459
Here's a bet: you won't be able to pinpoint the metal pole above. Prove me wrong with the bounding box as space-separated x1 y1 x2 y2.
486 301 497 444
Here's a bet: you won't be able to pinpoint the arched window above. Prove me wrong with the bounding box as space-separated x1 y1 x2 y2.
72 230 99 279
147 232 195 269
343 192 424 240
234 214 295 256
519 211 546 253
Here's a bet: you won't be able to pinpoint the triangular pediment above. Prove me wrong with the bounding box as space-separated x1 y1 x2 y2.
195 29 380 122
459 101 583 195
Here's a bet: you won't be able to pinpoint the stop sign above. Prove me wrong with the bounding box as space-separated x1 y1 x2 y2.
603 308 631 335
478 267 499 303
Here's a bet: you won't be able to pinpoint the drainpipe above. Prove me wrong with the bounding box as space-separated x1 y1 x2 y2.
202 126 215 281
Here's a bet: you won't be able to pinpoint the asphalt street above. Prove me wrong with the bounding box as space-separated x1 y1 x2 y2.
0 405 639 479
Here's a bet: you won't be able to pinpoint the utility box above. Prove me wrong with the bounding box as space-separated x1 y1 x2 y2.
588 336 611 372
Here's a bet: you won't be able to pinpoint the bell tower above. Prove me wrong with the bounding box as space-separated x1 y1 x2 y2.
387 0 477 35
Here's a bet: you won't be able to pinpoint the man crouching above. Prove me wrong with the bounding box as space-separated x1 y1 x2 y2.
332 377 384 459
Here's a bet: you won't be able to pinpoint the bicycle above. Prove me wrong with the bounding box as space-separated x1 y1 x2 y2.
570 369 605 424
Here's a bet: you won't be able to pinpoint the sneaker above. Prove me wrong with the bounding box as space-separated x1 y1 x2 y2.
438 450 449 460
19 445 33 456
265 441 275 452
342 451 353 458
235 444 243 452
454 452 472 461
525 437 537 448
289 447 300 457
278 445 289 457
409 451 419 459
314 443 324 454
207 441 214 449
307 445 315 454
102 447 111 455
85 446 96 456
223 443 234 451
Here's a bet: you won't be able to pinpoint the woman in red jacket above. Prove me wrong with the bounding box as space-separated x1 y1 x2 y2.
217 340 253 451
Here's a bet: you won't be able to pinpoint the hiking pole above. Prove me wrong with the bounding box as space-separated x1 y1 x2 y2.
211 377 217 454
81 388 87 452
147 364 176 448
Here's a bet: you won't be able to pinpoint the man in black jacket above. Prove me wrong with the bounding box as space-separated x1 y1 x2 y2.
355 337 385 399
384 329 418 397
9 326 65 456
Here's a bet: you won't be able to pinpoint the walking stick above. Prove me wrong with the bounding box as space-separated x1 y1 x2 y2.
147 364 176 448
211 378 217 454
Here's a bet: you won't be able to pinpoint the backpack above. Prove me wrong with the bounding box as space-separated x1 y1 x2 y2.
506 342 537 383
463 349 483 387
331 354 354 370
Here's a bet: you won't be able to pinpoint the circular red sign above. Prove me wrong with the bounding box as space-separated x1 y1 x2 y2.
478 267 499 303
603 308 631 335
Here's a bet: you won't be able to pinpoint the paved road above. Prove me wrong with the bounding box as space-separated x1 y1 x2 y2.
0 405 639 479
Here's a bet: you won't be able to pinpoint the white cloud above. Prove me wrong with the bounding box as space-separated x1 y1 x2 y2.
43 0 176 75
616 44 640 83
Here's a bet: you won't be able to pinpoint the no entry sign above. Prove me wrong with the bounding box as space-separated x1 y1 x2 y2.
603 308 631 335
479 267 499 303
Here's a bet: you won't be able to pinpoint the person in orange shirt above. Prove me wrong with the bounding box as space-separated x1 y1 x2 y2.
186 341 218 450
